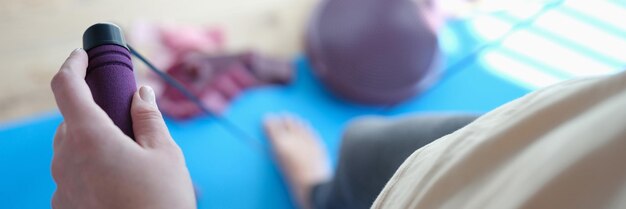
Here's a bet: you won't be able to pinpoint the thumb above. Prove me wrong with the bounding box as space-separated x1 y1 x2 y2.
131 86 172 148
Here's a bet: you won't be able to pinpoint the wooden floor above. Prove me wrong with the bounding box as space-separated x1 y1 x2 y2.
0 0 316 123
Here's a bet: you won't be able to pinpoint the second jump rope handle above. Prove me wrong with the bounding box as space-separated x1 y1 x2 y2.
83 23 137 139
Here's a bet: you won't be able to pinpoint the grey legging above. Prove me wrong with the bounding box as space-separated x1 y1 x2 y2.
311 114 479 209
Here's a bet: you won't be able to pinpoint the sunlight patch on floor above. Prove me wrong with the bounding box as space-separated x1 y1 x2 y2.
470 0 626 89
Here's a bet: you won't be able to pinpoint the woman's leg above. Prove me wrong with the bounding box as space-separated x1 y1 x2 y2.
311 114 478 209
263 113 478 209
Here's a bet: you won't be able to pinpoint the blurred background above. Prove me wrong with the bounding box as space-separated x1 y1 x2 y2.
0 0 315 123
1 0 625 208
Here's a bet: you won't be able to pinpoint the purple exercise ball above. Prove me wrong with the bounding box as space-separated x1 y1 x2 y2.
305 0 440 105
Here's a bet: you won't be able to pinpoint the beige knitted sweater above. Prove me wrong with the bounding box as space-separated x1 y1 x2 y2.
373 71 626 209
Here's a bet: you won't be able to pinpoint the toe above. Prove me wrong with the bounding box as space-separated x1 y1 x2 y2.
273 113 291 131
263 114 284 139
264 113 319 142
283 114 308 132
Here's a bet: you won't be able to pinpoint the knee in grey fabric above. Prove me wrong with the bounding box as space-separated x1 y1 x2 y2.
311 114 479 209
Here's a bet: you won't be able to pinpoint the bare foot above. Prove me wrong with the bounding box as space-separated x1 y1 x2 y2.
264 114 332 209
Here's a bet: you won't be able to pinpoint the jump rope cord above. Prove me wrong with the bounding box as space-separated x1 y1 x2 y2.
129 0 564 151
128 45 265 151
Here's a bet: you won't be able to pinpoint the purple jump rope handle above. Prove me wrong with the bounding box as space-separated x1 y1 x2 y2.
85 44 137 138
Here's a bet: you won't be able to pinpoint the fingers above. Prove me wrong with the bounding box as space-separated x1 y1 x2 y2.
51 191 62 209
131 86 173 148
51 189 71 209
51 49 111 127
53 122 67 151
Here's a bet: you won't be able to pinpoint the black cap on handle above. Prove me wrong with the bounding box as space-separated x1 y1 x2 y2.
82 23 129 51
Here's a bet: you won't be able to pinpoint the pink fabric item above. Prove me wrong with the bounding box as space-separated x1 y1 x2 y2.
128 22 225 76
129 22 292 120
159 25 224 59
158 52 292 119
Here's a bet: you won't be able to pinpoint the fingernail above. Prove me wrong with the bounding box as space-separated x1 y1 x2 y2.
68 48 83 58
71 48 82 55
139 86 157 106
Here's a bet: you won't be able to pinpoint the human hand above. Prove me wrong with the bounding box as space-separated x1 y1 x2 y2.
50 49 196 209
